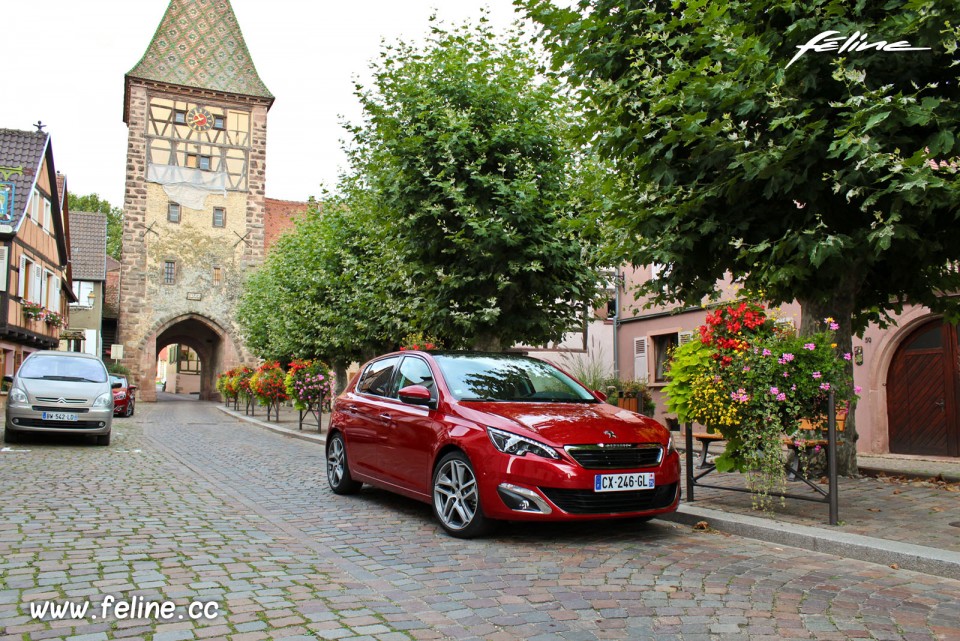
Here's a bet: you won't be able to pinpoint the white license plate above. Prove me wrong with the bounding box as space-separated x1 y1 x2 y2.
42 412 78 422
594 472 656 492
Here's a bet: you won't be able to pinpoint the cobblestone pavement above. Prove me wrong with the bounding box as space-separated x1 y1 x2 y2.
1 400 958 641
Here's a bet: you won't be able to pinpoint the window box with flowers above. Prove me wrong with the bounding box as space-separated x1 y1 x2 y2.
44 311 64 328
22 300 44 321
664 301 859 509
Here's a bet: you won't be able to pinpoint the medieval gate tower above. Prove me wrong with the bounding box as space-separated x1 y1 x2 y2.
119 0 273 401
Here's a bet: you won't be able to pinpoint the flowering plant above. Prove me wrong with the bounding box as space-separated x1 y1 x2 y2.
22 300 44 320
399 332 443 351
43 311 64 328
249 361 289 406
216 366 249 400
284 359 335 410
665 301 859 502
230 365 255 401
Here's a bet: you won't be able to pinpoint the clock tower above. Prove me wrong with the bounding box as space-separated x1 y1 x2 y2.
119 0 273 401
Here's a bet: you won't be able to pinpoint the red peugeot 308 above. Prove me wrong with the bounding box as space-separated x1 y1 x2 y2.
327 351 681 538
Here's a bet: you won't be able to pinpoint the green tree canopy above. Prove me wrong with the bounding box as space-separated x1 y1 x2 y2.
524 0 960 330
67 193 123 260
347 16 606 350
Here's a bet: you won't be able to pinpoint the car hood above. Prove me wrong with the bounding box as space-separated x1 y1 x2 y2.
457 401 667 445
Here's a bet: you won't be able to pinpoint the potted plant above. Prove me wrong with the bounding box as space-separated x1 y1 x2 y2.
44 311 64 328
249 361 289 420
665 301 859 506
284 359 335 411
22 300 43 321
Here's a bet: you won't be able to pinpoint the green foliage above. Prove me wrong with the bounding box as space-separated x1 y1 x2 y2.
524 0 960 332
106 362 130 376
662 339 716 424
347 16 607 350
68 193 123 260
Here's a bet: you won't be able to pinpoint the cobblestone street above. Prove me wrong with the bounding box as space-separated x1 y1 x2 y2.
1 399 958 640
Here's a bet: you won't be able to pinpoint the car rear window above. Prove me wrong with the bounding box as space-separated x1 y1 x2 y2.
19 355 108 383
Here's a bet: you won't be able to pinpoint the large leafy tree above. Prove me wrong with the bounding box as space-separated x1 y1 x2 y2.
67 193 123 260
236 191 413 388
347 17 605 350
524 0 960 472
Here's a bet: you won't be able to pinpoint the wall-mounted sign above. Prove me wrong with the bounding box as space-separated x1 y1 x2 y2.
186 292 203 301
111 344 124 360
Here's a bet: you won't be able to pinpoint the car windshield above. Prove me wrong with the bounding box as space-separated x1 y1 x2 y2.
19 355 108 383
110 375 127 387
432 354 597 403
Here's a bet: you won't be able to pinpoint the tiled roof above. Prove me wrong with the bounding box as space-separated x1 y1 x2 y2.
127 0 272 100
69 211 108 281
0 128 49 228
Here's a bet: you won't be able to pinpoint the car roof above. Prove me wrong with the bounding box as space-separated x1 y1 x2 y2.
27 350 103 361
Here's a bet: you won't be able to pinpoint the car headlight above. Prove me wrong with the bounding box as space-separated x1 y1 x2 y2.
487 427 559 460
9 387 28 405
114 391 127 400
665 435 676 455
93 392 114 409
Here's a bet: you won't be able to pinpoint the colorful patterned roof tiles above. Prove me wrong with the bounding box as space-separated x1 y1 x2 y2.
127 0 272 100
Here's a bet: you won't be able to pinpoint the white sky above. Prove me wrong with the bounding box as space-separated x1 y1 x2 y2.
1 0 525 208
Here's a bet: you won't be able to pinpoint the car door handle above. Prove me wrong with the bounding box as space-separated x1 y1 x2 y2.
934 399 945 410
379 413 393 423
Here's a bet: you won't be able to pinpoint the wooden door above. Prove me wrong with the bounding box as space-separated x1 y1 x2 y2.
887 320 960 456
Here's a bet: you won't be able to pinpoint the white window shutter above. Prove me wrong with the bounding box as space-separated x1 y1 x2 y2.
31 264 42 304
633 337 649 382
53 277 61 312
41 271 50 308
0 247 8 292
18 256 26 298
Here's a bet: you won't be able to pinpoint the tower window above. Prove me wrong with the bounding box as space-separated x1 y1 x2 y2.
212 207 225 228
164 261 176 285
186 154 212 171
167 202 181 223
173 110 187 124
213 115 225 130
213 266 222 285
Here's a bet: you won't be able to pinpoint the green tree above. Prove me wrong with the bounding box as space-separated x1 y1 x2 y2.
524 0 960 473
67 193 123 260
236 192 413 388
347 16 605 350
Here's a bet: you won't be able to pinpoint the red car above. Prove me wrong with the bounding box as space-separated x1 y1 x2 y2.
110 375 137 417
327 351 680 538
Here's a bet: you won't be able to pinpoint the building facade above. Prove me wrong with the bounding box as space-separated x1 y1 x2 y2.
118 0 274 401
64 211 107 356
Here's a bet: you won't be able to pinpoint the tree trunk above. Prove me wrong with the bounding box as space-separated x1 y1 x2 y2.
796 294 859 476
332 360 349 395
472 334 503 352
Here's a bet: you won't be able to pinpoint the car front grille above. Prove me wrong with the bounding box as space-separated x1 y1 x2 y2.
32 406 90 413
35 397 89 405
564 444 663 469
539 483 678 515
14 418 104 429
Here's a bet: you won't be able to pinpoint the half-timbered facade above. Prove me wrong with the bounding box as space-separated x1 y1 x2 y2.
0 128 74 377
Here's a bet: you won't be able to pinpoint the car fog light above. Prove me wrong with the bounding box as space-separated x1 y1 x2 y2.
12 418 20 425
497 483 553 515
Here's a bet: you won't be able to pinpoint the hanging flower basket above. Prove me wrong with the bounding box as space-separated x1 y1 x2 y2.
22 300 43 321
44 311 64 328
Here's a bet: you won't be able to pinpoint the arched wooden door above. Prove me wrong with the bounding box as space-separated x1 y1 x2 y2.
887 320 960 456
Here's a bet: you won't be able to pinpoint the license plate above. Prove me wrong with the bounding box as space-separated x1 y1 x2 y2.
594 472 655 492
42 412 78 422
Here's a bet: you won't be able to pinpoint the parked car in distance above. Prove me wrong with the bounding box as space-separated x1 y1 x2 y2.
327 351 681 538
4 351 117 446
111 375 137 417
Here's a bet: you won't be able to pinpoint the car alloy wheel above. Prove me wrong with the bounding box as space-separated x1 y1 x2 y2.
432 452 491 538
326 432 361 494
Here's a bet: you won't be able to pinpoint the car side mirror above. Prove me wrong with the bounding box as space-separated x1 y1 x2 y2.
112 382 122 389
398 384 435 408
593 390 608 403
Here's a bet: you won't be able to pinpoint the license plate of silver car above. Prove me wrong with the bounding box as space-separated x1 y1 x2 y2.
42 412 78 421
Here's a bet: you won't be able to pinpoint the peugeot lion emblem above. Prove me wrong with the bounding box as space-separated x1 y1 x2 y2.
604 430 617 439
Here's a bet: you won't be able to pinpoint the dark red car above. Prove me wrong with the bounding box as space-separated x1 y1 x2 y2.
110 375 137 417
327 351 681 538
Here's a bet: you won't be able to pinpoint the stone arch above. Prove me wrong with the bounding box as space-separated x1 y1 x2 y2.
134 312 242 402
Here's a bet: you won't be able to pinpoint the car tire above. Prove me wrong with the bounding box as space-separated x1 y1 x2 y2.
3 429 19 444
126 399 135 417
432 451 492 538
95 433 111 446
327 432 361 494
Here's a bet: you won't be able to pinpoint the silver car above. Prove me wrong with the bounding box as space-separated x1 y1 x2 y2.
4 351 116 446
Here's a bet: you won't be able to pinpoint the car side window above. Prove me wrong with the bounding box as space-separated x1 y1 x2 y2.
388 356 436 400
356 357 399 397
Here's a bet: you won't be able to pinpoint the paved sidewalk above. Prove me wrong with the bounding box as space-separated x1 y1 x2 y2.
215 399 960 581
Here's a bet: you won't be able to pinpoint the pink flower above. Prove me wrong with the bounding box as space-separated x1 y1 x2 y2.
843 353 852 361
820 382 831 391
803 343 816 351
854 385 863 395
776 393 786 401
762 349 772 357
769 386 779 395
829 322 839 331
812 371 821 379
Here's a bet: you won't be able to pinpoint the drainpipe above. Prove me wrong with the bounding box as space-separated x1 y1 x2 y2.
613 272 623 379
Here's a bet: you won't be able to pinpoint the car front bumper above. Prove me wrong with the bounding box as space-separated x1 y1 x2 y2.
6 406 113 435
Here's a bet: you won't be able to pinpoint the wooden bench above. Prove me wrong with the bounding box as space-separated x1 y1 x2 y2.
782 411 847 479
690 431 725 468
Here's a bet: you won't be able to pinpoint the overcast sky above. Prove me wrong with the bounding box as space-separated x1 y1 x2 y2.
2 0 525 208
